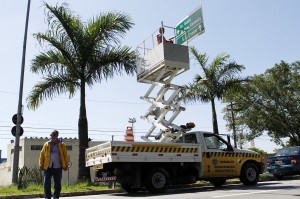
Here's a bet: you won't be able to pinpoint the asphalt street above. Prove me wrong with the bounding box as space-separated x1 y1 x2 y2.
54 179 300 199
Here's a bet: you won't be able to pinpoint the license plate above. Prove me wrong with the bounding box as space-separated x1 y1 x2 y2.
94 176 116 182
275 160 283 165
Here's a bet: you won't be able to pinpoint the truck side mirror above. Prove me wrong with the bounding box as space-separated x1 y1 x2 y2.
227 144 234 151
226 135 231 144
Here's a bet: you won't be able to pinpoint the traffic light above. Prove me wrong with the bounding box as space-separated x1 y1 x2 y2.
11 114 24 137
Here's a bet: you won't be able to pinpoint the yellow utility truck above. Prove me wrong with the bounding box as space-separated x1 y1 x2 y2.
86 131 264 193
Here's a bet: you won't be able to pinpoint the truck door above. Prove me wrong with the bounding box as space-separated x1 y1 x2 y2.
201 133 238 177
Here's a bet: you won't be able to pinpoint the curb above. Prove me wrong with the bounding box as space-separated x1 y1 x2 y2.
1 189 123 199
0 182 242 199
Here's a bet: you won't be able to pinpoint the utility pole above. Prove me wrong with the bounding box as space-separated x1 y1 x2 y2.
230 102 237 148
12 0 31 183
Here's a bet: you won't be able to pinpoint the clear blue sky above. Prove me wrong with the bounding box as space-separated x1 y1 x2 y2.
0 0 299 157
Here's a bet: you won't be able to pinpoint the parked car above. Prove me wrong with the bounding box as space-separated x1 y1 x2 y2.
267 146 300 180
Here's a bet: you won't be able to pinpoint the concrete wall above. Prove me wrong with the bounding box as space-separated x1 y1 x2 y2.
0 161 11 186
0 137 103 186
0 141 15 186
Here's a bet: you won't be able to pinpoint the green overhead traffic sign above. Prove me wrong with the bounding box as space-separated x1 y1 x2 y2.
175 6 205 45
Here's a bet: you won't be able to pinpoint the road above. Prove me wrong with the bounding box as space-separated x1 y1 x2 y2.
60 179 300 199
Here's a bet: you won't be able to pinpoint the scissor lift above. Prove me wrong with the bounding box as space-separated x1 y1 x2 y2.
136 30 190 143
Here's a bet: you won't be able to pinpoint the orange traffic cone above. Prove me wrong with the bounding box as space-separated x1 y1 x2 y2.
124 126 134 142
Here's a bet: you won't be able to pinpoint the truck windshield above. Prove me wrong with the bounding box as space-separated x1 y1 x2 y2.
204 134 229 151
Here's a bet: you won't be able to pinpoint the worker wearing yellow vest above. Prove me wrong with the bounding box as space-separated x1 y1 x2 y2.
39 130 69 199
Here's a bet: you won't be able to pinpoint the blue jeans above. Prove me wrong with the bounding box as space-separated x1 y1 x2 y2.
44 168 62 199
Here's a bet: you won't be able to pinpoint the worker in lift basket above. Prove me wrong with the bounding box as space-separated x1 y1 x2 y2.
157 27 174 44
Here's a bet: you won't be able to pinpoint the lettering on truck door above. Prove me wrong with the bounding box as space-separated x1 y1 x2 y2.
202 134 237 177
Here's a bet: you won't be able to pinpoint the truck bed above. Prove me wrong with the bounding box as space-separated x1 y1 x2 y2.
86 141 201 169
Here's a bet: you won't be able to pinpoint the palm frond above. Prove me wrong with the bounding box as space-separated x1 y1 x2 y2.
190 46 209 74
33 32 76 67
86 45 136 84
180 83 211 104
210 53 230 79
87 11 134 46
217 61 245 81
44 3 84 52
27 75 79 110
31 50 74 76
194 74 203 83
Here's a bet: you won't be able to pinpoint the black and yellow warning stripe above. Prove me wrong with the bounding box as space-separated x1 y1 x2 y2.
202 152 261 158
111 145 198 153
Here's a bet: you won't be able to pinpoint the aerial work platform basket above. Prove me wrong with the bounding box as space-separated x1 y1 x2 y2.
136 26 192 143
137 42 189 83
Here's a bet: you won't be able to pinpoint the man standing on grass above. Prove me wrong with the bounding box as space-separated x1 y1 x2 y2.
39 130 69 199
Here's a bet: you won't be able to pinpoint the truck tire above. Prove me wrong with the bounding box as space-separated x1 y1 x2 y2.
209 178 226 187
121 183 141 193
240 163 259 185
146 167 169 193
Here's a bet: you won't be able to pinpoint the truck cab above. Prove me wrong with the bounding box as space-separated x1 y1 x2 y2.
177 131 264 184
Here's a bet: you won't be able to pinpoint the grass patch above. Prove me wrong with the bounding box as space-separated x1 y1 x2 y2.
0 182 114 196
259 173 274 181
62 182 113 192
0 184 43 196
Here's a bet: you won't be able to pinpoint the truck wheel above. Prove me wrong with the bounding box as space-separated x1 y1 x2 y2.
209 178 226 187
240 163 259 185
121 183 141 193
146 168 169 193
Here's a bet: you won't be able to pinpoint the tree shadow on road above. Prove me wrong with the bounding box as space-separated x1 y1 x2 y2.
111 179 300 197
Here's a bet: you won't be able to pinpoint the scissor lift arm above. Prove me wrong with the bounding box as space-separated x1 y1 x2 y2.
137 42 190 142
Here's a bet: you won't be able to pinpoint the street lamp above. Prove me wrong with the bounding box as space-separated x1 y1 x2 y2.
128 118 136 128
12 0 31 184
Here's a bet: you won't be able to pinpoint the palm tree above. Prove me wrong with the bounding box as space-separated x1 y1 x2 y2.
181 46 245 134
27 3 137 181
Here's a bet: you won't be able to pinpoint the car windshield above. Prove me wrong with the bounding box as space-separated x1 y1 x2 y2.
276 147 300 156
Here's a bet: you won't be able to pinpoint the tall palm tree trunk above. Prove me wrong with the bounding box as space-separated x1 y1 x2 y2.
78 81 90 181
211 99 219 134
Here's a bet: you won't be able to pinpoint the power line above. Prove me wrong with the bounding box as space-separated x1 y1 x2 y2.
0 90 146 105
0 91 18 95
0 89 224 106
0 125 150 133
